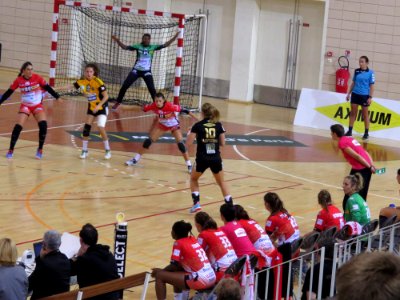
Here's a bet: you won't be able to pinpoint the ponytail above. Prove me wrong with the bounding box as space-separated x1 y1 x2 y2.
318 189 332 212
195 212 218 230
264 192 290 216
172 220 192 239
345 173 364 193
18 61 32 77
234 204 250 220
201 103 220 123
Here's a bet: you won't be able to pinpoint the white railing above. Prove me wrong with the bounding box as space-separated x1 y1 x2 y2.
248 222 400 300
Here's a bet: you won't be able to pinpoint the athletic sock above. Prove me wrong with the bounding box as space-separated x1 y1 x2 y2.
365 128 369 135
224 195 233 204
134 154 141 162
82 140 89 151
173 293 182 300
103 140 110 151
181 290 190 300
348 126 353 133
192 192 200 205
185 160 192 166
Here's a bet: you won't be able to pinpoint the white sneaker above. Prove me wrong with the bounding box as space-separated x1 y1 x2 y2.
80 150 88 159
125 158 137 166
104 150 111 160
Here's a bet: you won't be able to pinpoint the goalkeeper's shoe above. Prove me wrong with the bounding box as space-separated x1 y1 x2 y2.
111 102 121 112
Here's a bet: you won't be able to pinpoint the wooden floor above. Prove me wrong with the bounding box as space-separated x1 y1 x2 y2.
1 68 400 299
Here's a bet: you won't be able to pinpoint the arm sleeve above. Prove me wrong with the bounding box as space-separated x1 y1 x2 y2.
43 84 60 99
73 82 80 90
370 71 375 84
155 44 165 50
127 44 140 51
0 88 15 105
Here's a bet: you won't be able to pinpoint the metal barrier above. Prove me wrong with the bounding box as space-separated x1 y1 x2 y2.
248 222 400 300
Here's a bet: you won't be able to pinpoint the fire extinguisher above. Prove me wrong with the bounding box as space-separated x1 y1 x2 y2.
336 56 350 94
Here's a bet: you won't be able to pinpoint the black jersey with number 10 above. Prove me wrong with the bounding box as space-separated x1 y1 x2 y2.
190 119 226 160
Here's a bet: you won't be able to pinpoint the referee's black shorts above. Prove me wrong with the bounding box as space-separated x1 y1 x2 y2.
195 157 223 174
351 93 370 107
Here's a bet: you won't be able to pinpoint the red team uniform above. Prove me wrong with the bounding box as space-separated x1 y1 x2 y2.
220 221 257 257
265 212 300 246
9 74 47 115
314 205 345 232
197 229 237 282
238 219 277 267
143 101 182 131
171 236 216 290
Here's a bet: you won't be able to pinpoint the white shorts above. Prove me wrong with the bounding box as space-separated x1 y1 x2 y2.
96 114 107 127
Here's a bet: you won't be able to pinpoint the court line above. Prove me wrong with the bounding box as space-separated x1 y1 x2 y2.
25 176 66 229
17 182 302 246
0 114 152 136
232 129 393 200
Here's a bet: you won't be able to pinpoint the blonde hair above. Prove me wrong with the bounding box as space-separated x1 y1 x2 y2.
345 173 364 193
201 103 220 123
0 238 18 266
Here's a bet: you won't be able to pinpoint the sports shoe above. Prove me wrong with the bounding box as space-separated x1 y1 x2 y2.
111 102 121 112
362 133 369 140
104 150 112 160
35 149 43 160
187 165 193 174
6 150 13 159
125 158 137 166
80 150 88 159
345 131 352 136
190 203 202 213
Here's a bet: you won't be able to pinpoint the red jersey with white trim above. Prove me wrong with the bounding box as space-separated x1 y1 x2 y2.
238 219 275 254
198 229 237 270
171 236 212 273
220 221 257 257
10 74 47 107
143 101 181 128
314 205 345 232
265 212 300 246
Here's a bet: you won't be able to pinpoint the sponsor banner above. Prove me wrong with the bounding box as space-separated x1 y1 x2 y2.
67 131 306 147
294 88 400 141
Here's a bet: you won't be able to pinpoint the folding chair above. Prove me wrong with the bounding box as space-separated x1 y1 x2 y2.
335 224 352 242
317 226 338 243
380 215 397 229
361 219 379 235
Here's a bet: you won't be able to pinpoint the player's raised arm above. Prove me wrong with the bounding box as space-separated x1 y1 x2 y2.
112 35 128 50
163 31 179 48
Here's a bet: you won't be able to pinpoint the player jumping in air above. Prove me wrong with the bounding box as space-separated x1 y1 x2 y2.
111 32 179 109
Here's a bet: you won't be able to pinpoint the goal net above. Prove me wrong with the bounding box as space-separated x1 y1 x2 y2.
51 0 205 109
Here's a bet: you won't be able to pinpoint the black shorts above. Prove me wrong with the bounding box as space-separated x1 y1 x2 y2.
351 93 370 107
87 106 108 117
195 157 223 174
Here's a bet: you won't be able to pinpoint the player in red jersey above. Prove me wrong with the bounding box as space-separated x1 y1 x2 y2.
264 192 300 298
0 62 62 159
121 92 196 172
314 190 345 232
194 211 237 282
234 205 276 266
234 205 282 300
151 220 216 300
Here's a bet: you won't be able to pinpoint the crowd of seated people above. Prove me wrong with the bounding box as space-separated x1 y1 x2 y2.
0 223 118 300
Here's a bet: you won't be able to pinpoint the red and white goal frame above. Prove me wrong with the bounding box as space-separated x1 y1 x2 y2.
50 0 207 106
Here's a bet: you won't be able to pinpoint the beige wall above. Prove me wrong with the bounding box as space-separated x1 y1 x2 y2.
323 0 400 100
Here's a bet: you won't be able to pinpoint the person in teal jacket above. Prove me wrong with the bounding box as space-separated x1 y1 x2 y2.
342 173 371 226
111 32 179 109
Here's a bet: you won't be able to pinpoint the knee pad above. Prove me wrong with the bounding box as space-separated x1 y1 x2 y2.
38 120 47 134
143 138 152 149
82 124 92 137
177 141 186 153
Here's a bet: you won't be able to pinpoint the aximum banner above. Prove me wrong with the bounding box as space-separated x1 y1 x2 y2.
294 88 400 141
